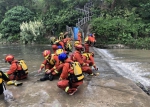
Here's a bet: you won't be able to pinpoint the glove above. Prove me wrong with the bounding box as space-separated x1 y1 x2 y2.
46 70 51 74
38 68 42 73
59 77 62 81
85 63 89 66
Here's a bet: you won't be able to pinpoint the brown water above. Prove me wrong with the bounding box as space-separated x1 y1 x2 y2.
98 48 150 86
0 44 52 75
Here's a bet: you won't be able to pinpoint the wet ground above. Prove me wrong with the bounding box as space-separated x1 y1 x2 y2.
0 47 150 107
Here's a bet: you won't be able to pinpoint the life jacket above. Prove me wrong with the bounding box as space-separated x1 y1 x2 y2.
59 35 64 41
84 36 96 45
84 36 89 42
0 72 2 84
65 41 72 51
82 53 91 60
47 54 55 65
69 62 84 82
53 40 60 45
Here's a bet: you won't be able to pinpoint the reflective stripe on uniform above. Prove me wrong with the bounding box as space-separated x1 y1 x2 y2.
65 86 69 92
53 66 56 69
41 64 45 67
45 69 49 72
54 70 58 73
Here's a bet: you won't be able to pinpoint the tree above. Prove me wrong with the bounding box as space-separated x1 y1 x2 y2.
20 20 45 44
0 6 34 40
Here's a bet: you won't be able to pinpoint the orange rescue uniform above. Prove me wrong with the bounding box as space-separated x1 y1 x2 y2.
57 58 83 94
71 51 93 74
6 60 28 80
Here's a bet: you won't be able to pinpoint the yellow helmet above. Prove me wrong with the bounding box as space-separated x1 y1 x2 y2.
60 32 63 35
74 40 80 46
56 49 64 55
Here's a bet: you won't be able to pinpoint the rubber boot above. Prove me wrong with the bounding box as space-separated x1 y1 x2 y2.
40 74 49 81
14 80 23 86
49 74 54 81
7 81 15 85
7 80 23 86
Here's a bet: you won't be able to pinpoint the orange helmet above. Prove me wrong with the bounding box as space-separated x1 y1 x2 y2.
5 54 14 62
75 45 84 51
43 50 51 59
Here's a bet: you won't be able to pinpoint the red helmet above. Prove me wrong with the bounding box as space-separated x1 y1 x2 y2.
75 45 84 51
43 50 51 59
5 54 14 62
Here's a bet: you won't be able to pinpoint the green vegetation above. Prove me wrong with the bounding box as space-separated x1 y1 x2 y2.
0 6 34 42
91 0 150 49
0 0 150 49
20 21 45 44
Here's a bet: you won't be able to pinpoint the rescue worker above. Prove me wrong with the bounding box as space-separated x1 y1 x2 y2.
50 36 56 45
84 33 96 52
82 52 98 71
57 52 84 95
71 45 94 75
63 38 72 53
59 32 64 41
58 32 68 41
0 71 9 95
38 50 60 81
74 40 81 47
52 39 65 53
56 45 69 55
5 54 28 86
77 31 82 43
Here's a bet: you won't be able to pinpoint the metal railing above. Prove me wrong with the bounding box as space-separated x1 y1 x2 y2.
76 1 94 27
66 1 94 41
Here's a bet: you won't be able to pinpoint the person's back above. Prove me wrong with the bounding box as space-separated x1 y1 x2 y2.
72 45 94 75
57 53 83 95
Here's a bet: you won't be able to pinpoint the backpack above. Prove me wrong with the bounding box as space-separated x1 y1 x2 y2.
69 62 84 82
17 60 28 71
14 60 28 79
0 72 2 84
